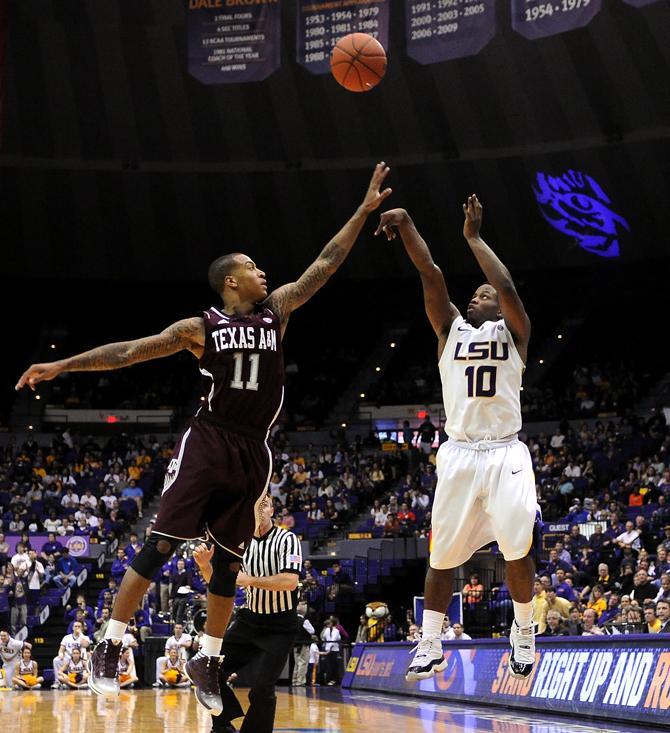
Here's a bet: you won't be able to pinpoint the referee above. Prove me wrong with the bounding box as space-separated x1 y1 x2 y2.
193 493 303 733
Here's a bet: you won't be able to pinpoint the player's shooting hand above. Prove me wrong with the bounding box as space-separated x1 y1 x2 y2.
374 208 409 241
15 361 64 391
360 162 392 214
192 543 214 571
463 194 483 239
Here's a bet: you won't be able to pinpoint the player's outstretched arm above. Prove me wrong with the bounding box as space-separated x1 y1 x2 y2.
375 208 459 354
264 162 392 326
15 317 205 391
463 195 531 352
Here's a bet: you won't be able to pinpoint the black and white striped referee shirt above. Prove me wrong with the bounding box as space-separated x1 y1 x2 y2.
243 525 302 614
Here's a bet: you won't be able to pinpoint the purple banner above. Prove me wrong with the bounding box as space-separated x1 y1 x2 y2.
405 0 496 65
344 637 670 726
6 533 90 557
297 0 390 75
187 0 281 85
512 0 602 40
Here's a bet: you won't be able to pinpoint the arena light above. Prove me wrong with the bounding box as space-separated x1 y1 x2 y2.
359 393 366 399
390 342 396 348
375 366 381 372
28 425 33 430
50 344 56 349
341 423 347 428
539 359 544 365
557 334 563 339
35 395 41 400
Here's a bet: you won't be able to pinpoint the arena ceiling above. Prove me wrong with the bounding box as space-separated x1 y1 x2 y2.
1 0 669 282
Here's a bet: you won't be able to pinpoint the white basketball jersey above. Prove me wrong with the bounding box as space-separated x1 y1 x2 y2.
439 316 524 442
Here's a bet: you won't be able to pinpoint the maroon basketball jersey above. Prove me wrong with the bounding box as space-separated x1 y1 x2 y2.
196 304 284 438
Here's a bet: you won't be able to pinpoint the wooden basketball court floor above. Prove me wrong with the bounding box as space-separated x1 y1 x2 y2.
2 687 652 733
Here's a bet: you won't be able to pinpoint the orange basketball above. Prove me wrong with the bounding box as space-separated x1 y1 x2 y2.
330 33 387 93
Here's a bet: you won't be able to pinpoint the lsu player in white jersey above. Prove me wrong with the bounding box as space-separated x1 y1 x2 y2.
376 195 538 681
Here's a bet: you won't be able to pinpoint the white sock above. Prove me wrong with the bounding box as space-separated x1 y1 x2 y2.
200 634 223 657
421 610 445 639
104 620 127 642
513 601 533 629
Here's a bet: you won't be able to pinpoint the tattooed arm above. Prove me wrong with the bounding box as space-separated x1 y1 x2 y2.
265 162 392 333
15 317 205 391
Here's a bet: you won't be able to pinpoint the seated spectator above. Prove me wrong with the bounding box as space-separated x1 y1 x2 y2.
57 647 89 689
451 622 471 641
615 520 641 551
463 574 484 608
94 607 112 642
118 647 139 688
121 479 144 517
53 547 80 590
643 603 661 633
545 586 571 619
42 512 62 534
373 504 389 527
53 621 91 684
67 608 94 638
587 585 607 618
406 623 421 642
598 594 621 627
383 512 401 538
11 646 43 690
581 608 604 636
631 569 657 604
124 532 143 562
111 548 129 584
40 533 64 561
565 606 583 635
158 648 190 688
538 610 568 637
657 599 670 633
554 569 578 602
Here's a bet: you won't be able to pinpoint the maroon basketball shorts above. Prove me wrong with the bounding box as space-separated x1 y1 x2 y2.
152 418 271 558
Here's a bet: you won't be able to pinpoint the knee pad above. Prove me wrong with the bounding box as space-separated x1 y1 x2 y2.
131 534 181 580
208 546 241 598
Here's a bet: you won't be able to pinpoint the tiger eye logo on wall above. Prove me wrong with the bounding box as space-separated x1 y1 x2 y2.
66 536 87 557
533 170 630 258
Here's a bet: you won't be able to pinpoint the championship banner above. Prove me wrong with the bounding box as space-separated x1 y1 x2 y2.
623 0 663 6
297 0 390 75
187 0 281 85
344 636 670 727
405 0 496 65
511 0 602 40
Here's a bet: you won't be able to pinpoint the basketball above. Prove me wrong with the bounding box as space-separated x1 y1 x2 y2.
330 33 387 93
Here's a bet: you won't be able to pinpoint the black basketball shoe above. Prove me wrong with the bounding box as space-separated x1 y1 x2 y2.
87 639 122 697
185 654 223 716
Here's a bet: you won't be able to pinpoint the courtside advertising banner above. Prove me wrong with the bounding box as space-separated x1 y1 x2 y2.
405 0 496 65
187 0 281 84
343 636 670 726
297 0 390 74
511 0 602 40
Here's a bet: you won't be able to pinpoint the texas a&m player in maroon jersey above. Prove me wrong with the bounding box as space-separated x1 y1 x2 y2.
15 163 391 714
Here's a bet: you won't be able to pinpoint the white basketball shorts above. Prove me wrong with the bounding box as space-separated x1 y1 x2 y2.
430 436 537 570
